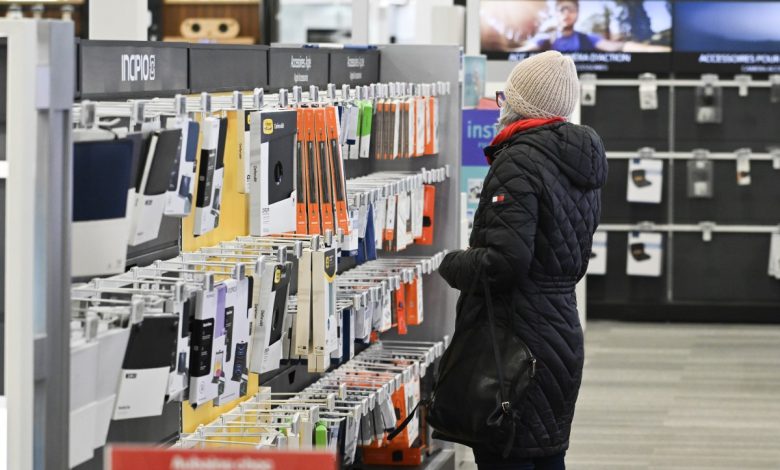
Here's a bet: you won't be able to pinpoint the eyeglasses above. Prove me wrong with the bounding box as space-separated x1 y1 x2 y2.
496 90 506 108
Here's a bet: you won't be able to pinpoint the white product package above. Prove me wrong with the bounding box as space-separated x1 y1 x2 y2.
193 117 225 236
164 118 200 217
626 232 663 277
627 158 664 204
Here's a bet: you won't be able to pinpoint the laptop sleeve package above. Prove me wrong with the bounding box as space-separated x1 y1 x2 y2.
249 260 292 373
249 109 298 235
72 138 137 278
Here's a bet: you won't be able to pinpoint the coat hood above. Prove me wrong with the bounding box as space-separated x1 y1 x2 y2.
484 122 608 190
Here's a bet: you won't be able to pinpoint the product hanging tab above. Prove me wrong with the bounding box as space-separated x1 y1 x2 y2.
687 149 714 199
736 148 752 186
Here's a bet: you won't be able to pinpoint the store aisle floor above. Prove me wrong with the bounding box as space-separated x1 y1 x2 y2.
456 321 780 469
567 321 780 469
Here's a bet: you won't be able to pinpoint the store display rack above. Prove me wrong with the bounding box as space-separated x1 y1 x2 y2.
580 74 780 323
1 22 462 470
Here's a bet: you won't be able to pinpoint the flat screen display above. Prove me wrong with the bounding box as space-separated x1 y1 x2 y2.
480 0 672 73
673 1 780 74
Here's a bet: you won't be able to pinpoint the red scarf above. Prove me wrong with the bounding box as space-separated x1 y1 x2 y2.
486 117 565 164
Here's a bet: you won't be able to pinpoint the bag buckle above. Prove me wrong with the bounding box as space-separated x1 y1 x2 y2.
501 401 512 414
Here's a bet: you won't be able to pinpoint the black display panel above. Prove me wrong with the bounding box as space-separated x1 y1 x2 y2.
329 49 380 86
674 87 780 151
268 48 329 90
188 44 268 93
673 160 780 225
672 233 780 303
581 86 670 150
481 0 672 73
673 1 780 74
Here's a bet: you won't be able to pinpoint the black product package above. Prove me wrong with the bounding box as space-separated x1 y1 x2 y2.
189 318 215 377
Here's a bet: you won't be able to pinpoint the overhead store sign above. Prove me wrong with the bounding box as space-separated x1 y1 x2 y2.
268 48 329 90
329 49 379 86
79 40 189 99
106 446 338 470
189 44 269 93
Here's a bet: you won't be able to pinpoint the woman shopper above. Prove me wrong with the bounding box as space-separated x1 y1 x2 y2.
435 51 607 469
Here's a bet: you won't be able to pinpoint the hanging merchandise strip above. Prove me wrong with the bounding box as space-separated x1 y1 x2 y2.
344 167 450 254
174 338 448 466
67 231 447 465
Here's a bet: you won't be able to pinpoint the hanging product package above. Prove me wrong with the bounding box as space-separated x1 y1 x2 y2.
687 152 714 198
193 117 226 236
626 232 663 277
72 138 137 277
249 109 298 235
695 80 723 124
188 280 220 406
113 314 179 420
164 118 200 217
128 128 183 245
249 260 291 373
736 148 752 186
627 157 664 204
767 233 780 280
587 231 608 275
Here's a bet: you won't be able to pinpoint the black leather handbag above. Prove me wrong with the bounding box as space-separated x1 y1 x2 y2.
426 276 536 457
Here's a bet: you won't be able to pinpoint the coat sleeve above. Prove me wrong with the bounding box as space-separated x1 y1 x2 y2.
439 170 538 292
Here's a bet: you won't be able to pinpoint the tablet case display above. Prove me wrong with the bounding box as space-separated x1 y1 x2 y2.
296 109 310 234
414 96 426 157
113 314 179 420
414 185 436 246
72 138 137 277
194 117 222 236
238 109 251 194
188 284 219 406
165 119 200 217
129 128 184 246
315 108 336 234
249 260 292 373
249 109 297 236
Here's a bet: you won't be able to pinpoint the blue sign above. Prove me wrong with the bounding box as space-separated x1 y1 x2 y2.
461 109 499 167
461 109 499 230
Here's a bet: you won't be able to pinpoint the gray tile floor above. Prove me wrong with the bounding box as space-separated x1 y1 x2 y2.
456 321 780 469
568 321 780 469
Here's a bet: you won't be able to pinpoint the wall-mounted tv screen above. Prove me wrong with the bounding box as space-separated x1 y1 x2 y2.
480 0 673 73
673 1 780 74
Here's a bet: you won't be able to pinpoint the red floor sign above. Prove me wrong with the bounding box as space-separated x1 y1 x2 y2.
106 446 338 470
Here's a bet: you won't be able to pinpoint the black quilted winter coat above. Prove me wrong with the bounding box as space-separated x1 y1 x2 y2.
438 121 607 459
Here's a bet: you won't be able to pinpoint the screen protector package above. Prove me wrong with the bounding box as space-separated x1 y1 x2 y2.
687 153 714 198
626 232 663 277
249 109 297 235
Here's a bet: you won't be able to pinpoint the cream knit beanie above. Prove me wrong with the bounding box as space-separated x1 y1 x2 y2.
504 51 579 119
